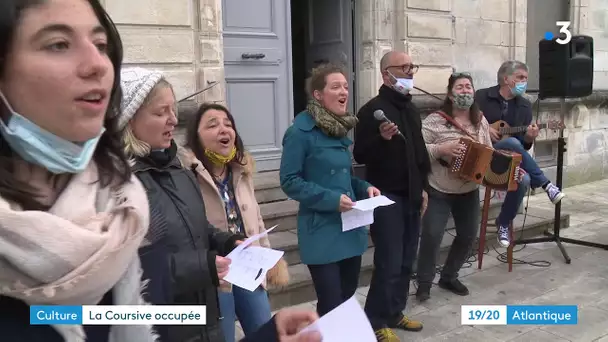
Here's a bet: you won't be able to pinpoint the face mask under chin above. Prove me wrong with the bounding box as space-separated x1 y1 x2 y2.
0 90 104 174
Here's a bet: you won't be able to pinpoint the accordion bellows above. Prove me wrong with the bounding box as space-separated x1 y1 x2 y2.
450 138 522 191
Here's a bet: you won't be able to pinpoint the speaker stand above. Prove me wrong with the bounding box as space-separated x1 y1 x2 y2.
513 97 608 263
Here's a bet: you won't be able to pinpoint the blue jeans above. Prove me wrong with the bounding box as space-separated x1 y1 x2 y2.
493 137 539 226
218 285 272 342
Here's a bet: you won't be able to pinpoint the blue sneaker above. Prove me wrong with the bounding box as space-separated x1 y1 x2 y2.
497 224 510 248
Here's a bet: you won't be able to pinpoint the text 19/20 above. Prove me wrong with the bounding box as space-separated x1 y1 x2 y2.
461 305 507 325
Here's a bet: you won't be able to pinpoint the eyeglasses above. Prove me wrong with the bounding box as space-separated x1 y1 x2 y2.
386 64 419 74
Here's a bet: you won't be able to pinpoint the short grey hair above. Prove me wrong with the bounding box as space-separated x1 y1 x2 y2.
497 60 528 85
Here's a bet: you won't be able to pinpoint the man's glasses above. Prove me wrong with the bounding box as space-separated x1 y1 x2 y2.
386 64 419 74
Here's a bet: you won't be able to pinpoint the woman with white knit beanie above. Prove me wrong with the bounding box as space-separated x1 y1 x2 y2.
117 67 244 342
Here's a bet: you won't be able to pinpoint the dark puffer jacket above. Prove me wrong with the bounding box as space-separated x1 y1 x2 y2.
134 141 242 342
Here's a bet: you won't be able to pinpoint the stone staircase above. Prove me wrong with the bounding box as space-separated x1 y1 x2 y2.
253 170 570 311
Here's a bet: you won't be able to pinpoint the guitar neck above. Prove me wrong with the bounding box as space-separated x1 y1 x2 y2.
500 123 548 134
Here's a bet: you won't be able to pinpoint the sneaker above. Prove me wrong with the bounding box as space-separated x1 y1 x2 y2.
545 183 565 204
389 315 423 332
438 278 469 296
375 328 400 341
415 283 431 302
497 224 510 247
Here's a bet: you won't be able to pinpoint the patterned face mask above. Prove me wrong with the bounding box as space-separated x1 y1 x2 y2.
204 146 236 166
452 93 475 109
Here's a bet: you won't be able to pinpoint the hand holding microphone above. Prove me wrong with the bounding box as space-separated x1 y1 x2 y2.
374 110 405 141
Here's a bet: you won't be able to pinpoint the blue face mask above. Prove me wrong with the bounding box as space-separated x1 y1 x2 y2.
0 92 104 174
511 81 527 96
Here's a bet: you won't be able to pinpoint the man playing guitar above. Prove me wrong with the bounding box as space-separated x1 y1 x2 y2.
475 60 566 248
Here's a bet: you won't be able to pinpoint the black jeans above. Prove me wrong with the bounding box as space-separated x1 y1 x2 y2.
416 187 480 286
307 255 362 316
364 192 420 329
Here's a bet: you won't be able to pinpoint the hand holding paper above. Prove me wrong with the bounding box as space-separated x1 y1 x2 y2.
341 195 395 231
223 225 285 291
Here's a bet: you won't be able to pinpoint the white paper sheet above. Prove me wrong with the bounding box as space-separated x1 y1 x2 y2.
297 295 376 342
341 195 395 232
223 225 285 291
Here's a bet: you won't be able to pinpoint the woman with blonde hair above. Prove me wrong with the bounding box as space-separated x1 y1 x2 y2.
180 102 289 342
0 0 155 341
118 67 245 342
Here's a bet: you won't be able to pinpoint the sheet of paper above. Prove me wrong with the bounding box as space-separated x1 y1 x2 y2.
230 225 278 255
341 209 374 232
224 244 284 292
341 195 395 232
352 195 395 211
298 295 376 342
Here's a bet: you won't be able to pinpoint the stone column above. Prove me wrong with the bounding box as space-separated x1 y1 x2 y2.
355 0 396 108
198 0 226 104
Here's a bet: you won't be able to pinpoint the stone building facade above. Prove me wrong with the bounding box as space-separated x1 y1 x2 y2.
101 0 608 186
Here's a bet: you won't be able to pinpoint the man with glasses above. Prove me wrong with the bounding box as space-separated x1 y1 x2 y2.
353 51 431 342
475 60 566 248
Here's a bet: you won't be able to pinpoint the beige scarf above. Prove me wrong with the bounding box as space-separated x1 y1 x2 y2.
0 162 153 340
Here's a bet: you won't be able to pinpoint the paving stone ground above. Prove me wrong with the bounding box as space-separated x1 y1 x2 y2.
236 179 608 341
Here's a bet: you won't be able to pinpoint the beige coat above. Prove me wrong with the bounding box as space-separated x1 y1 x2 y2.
178 147 289 291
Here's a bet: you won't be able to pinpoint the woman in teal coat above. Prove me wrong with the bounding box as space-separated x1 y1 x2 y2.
279 64 381 317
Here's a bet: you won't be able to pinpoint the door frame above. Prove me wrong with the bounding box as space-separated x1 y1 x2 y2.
302 0 358 139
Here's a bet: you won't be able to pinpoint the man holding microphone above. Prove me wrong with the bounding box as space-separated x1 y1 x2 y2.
353 51 431 341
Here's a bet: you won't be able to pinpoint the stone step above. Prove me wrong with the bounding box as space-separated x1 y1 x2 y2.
259 200 298 232
269 200 504 266
253 171 285 203
266 208 570 311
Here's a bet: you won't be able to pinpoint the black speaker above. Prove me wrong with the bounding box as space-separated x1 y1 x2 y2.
538 35 594 99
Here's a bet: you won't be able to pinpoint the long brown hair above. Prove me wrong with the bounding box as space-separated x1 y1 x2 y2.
184 103 246 172
440 73 481 126
0 0 130 210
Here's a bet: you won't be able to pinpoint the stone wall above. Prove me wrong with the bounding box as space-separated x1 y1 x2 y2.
101 0 225 104
355 0 608 187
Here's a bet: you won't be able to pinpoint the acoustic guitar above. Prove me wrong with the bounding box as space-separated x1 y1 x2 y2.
490 119 564 140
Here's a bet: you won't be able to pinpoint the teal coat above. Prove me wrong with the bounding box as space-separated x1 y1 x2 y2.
279 111 372 265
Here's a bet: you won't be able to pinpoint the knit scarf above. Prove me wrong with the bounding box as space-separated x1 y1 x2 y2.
0 162 153 341
307 100 358 138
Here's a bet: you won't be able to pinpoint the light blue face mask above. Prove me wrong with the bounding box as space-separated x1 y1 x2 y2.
388 71 414 95
0 92 104 174
511 81 527 96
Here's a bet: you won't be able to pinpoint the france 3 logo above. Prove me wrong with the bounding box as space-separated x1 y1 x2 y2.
544 21 572 45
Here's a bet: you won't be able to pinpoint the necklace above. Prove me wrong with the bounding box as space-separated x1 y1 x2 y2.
212 166 227 180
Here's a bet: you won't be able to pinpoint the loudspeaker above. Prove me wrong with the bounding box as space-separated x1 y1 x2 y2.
538 35 594 99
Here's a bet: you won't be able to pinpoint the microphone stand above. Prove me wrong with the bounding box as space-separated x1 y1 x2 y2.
512 97 608 263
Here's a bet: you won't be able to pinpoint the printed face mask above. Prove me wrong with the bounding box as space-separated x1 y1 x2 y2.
388 71 414 95
452 93 475 109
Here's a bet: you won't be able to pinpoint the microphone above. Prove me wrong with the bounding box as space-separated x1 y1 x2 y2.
373 109 405 140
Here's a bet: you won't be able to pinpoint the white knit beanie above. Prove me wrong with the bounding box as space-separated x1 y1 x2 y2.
118 67 164 130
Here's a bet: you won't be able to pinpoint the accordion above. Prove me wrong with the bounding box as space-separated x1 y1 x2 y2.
449 138 494 184
483 150 523 191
